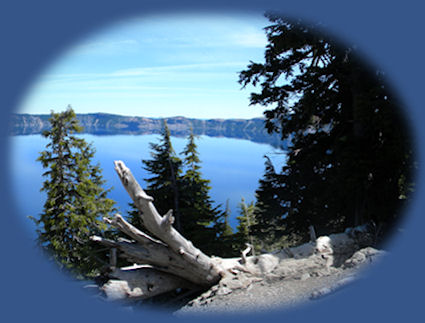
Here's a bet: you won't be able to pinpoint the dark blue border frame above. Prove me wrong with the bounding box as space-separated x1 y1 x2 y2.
1 1 423 322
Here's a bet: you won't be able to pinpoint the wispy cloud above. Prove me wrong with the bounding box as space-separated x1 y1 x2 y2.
40 61 247 85
69 39 139 55
21 14 268 119
111 61 247 76
130 30 267 50
231 31 267 48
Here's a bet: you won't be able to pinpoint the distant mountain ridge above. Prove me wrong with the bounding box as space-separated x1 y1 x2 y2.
10 113 286 148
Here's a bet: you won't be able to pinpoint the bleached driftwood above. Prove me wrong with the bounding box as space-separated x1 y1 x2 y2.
92 160 234 301
102 265 195 301
113 160 223 284
92 160 378 303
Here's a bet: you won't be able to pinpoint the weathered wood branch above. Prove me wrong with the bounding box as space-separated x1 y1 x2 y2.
103 213 164 245
102 265 195 301
113 160 222 285
91 231 210 284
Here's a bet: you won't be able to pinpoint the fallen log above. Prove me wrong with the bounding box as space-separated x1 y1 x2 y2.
92 160 380 303
101 265 195 301
92 160 239 300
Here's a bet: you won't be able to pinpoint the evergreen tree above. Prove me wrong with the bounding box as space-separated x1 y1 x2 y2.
239 14 414 244
140 120 183 230
35 107 115 278
251 156 287 249
234 198 257 253
131 125 234 257
209 199 237 257
126 204 143 232
222 199 234 237
179 129 223 255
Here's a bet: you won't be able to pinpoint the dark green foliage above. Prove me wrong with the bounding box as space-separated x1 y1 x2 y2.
131 123 230 256
251 156 287 249
240 14 415 245
127 203 144 232
233 198 258 253
141 121 183 231
35 107 115 278
179 129 224 255
222 199 234 238
206 199 238 257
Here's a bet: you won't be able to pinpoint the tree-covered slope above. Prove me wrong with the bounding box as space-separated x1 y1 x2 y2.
10 113 284 148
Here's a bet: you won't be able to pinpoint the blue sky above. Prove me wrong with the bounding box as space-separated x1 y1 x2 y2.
19 13 270 119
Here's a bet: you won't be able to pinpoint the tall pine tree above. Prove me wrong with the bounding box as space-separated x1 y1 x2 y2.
234 197 257 254
179 129 224 255
36 107 115 278
222 199 234 238
239 14 414 244
210 198 237 257
251 156 289 250
130 125 233 256
139 120 183 231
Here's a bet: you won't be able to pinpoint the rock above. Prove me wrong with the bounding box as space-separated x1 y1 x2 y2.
216 287 232 296
257 254 280 274
286 242 316 259
102 280 143 300
343 247 386 268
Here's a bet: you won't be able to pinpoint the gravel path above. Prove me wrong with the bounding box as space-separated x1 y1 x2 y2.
175 267 360 315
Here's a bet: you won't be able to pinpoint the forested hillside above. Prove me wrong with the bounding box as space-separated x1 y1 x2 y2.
10 113 284 147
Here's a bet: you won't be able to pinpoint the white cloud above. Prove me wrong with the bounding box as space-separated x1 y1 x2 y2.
19 14 268 118
69 39 139 55
111 61 246 76
231 31 267 48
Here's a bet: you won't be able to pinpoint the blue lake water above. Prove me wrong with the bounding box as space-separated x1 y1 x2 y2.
9 134 286 237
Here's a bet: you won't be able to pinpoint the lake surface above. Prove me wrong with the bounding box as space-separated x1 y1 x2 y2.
9 134 286 237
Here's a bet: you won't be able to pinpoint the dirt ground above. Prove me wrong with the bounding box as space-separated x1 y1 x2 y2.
174 266 361 315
